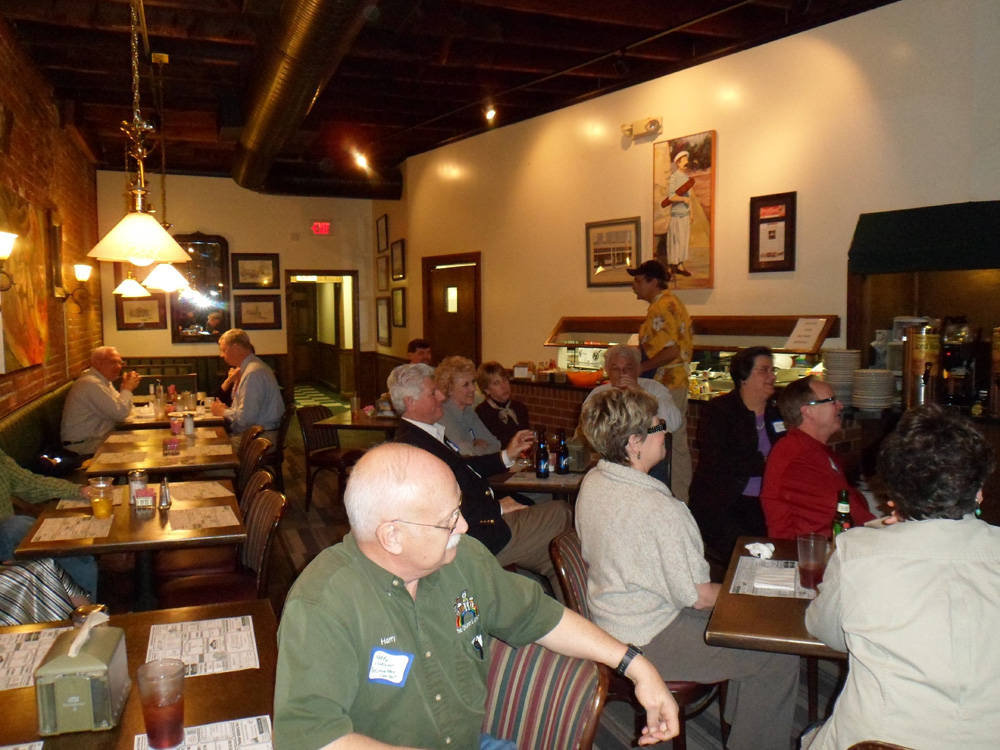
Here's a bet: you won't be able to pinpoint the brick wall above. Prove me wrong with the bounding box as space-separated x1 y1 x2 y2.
509 381 590 433
0 17 100 417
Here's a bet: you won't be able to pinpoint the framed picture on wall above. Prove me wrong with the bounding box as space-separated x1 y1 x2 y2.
47 210 66 299
116 296 168 330
376 214 389 253
391 287 406 327
585 217 641 287
234 294 282 329
232 253 280 289
749 192 796 273
376 297 391 346
377 255 389 291
390 239 406 280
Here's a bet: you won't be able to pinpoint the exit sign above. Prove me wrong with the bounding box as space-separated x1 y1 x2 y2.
311 221 330 235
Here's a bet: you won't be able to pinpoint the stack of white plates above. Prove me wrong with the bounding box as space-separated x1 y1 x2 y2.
822 349 861 405
852 369 895 410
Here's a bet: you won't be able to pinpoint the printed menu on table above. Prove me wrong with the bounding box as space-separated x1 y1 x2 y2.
32 516 113 542
146 616 259 676
0 628 71 691
135 715 272 750
729 556 816 599
167 506 239 531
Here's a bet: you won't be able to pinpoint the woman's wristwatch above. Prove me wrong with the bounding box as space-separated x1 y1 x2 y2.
615 644 643 676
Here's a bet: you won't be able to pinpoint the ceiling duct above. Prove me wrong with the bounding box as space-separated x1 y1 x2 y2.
262 161 403 199
233 0 401 196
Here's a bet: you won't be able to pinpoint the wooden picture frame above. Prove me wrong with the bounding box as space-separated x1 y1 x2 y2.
749 191 797 273
376 214 389 253
376 297 391 346
116 296 168 330
47 210 66 299
390 239 406 281
392 287 406 327
585 217 641 287
232 253 280 289
377 255 389 291
234 294 282 330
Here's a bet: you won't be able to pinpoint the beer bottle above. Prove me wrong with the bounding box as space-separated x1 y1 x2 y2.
535 427 549 479
556 428 570 474
832 489 854 539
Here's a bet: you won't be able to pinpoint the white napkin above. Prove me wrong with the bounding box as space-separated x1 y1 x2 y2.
754 567 796 591
745 542 775 559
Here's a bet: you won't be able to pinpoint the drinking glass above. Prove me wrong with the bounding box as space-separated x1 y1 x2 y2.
137 658 186 750
87 477 113 519
797 533 830 590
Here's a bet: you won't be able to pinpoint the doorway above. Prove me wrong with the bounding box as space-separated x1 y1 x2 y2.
284 270 361 400
422 253 482 363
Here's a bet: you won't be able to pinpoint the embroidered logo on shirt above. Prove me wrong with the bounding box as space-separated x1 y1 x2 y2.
454 590 479 633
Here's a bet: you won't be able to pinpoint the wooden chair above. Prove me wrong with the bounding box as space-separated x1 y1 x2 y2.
237 436 272 500
238 425 265 464
549 529 729 750
152 470 274 582
483 638 608 750
297 405 366 510
261 403 296 491
157 488 289 608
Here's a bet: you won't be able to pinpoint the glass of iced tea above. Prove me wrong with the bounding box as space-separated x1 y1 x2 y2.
137 658 186 750
87 477 113 519
797 533 830 590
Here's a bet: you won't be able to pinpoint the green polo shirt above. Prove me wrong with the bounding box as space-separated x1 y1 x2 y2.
274 533 564 750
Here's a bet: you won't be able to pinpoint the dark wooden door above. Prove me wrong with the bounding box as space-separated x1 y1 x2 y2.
289 282 318 382
422 253 481 363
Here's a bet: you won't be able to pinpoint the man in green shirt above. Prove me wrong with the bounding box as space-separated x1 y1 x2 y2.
0 449 96 599
275 443 679 750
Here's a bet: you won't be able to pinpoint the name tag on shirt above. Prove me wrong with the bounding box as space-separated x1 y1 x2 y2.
368 648 413 686
772 421 786 433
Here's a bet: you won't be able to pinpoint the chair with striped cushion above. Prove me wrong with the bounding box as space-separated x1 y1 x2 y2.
237 437 272 500
482 638 607 750
238 425 265 463
550 529 729 750
157 489 288 608
297 405 366 510
261 404 296 491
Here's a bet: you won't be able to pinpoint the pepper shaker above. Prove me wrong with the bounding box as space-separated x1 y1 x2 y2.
158 477 172 510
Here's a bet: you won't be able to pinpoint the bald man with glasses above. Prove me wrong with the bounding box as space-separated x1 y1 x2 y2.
61 346 141 456
760 375 874 538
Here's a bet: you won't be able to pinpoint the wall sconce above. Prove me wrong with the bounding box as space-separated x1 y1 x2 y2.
0 231 17 292
66 264 93 310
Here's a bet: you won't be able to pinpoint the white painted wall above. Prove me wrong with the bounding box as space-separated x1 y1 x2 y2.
95 0 1000 367
375 0 1000 365
96 174 372 356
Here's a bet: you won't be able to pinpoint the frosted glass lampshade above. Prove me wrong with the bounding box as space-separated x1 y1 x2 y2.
0 231 17 261
142 263 189 293
88 212 190 266
73 264 93 282
113 276 151 297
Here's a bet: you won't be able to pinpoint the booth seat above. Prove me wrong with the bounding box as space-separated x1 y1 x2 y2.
0 382 74 474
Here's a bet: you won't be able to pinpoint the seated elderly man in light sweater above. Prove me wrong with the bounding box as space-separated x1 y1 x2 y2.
583 344 681 487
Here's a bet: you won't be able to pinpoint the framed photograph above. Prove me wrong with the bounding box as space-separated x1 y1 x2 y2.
653 130 717 289
749 191 797 273
234 294 282 330
391 287 406 327
47 210 66 299
377 255 389 291
376 214 389 253
116 296 168 330
390 239 406 281
376 297 391 346
585 217 641 287
231 253 280 290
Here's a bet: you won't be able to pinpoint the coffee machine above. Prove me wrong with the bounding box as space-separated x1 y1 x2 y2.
940 317 990 408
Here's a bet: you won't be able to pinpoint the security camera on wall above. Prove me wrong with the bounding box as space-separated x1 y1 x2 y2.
621 117 663 140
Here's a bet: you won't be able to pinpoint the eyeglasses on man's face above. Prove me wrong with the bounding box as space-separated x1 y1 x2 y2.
807 396 837 406
392 506 462 535
647 418 667 435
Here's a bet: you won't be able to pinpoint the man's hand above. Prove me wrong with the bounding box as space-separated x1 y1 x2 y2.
121 371 141 393
627 656 680 745
615 373 639 390
506 430 533 458
499 496 528 515
472 438 489 451
211 399 228 416
222 367 241 391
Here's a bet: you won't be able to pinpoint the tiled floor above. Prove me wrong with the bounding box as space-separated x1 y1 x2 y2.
293 383 349 412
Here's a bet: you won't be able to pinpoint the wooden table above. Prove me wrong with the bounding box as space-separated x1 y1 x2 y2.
86 427 239 479
15 481 244 609
315 410 400 440
118 409 225 430
704 536 846 659
489 466 587 501
0 599 277 749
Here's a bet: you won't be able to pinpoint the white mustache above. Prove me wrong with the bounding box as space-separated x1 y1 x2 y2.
446 534 461 550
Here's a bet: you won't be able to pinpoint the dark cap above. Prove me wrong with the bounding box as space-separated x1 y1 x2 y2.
626 260 669 282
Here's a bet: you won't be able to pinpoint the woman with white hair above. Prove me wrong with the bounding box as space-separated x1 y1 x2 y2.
436 356 501 456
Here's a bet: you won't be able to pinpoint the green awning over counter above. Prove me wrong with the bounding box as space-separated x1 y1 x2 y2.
848 201 1000 275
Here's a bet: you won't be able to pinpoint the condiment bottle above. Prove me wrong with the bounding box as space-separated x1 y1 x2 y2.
555 428 570 474
832 489 854 541
183 412 195 437
128 469 147 506
159 477 172 510
534 427 549 479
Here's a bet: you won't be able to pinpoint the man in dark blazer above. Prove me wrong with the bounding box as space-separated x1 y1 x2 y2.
389 364 570 598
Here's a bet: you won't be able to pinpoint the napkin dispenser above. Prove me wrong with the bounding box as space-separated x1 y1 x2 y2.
35 620 130 735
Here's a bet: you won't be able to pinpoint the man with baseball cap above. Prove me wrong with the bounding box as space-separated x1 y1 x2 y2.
627 259 693 501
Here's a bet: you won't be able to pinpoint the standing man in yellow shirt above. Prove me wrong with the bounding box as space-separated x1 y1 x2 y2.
627 260 693 502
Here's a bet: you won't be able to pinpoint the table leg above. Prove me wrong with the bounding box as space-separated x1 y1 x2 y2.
134 550 157 611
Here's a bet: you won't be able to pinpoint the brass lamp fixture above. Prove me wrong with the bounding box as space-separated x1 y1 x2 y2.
65 264 93 310
88 1 189 273
0 230 16 291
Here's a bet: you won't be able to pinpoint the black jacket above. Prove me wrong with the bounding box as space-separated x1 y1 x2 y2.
394 419 512 554
688 389 785 513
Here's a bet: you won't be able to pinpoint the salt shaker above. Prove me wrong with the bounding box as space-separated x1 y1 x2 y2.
183 412 195 437
158 477 172 510
128 469 147 506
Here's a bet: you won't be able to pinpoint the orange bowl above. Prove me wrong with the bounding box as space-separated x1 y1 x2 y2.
565 370 605 388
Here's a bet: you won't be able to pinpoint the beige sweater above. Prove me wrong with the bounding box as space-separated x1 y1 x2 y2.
575 459 709 645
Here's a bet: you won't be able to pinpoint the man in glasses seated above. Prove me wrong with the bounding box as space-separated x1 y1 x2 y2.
274 443 678 750
584 344 681 487
61 346 141 456
388 363 570 600
760 375 874 538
